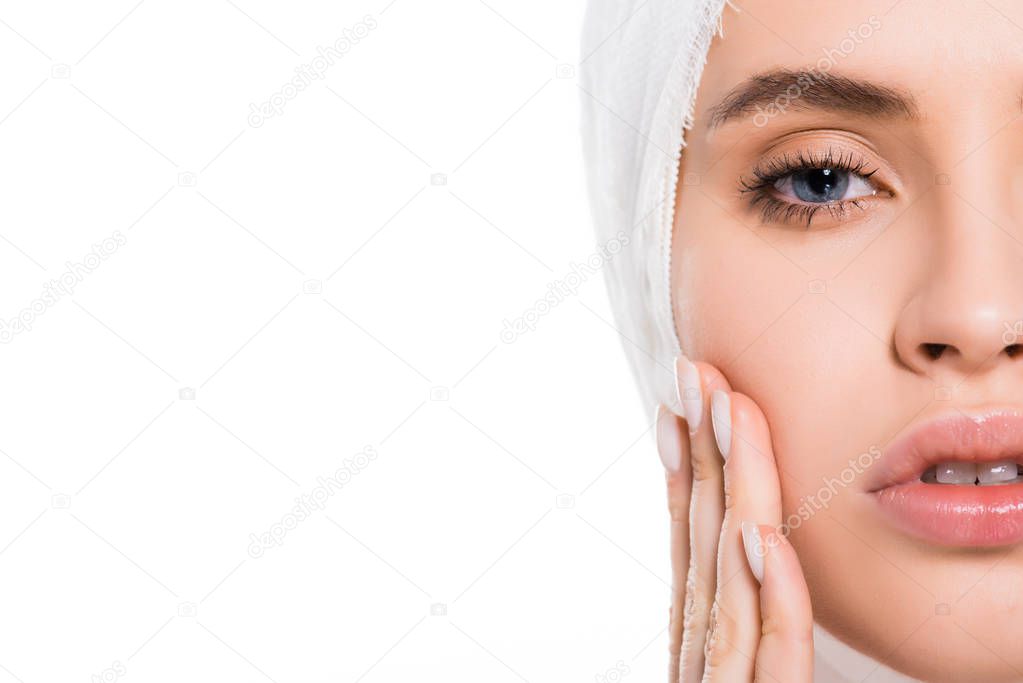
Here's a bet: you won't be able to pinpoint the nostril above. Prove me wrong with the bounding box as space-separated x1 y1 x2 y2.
922 343 948 360
1007 344 1022 358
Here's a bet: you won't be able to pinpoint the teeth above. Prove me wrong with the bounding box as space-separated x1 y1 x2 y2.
978 460 1019 485
936 462 977 484
926 461 1023 485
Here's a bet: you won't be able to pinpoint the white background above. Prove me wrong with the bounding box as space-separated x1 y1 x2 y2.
0 1 667 681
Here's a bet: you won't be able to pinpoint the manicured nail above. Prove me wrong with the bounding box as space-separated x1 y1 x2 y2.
654 404 682 473
711 390 732 459
674 356 702 434
741 521 765 584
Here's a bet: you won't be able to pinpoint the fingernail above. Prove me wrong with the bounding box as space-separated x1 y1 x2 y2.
741 521 765 584
711 390 732 459
654 404 682 473
674 355 702 434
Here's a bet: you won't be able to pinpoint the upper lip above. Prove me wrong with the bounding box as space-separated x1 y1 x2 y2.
867 407 1023 492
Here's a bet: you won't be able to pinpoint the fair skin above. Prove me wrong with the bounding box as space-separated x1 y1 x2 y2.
658 1 1023 681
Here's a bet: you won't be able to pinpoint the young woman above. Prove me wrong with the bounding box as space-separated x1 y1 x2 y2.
582 1 1023 681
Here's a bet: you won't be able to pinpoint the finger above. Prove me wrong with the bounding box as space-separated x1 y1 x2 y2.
655 404 692 683
675 357 732 683
746 524 814 682
702 391 785 681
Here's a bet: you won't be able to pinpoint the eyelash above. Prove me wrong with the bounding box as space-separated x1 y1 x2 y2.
738 148 882 228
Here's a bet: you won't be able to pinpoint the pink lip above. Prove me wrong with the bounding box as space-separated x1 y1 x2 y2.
870 408 1023 547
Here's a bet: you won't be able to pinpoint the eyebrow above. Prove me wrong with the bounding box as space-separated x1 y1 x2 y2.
705 68 920 130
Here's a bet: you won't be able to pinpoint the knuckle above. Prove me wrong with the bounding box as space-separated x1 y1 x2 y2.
690 456 721 484
668 497 688 521
682 571 707 623
762 612 814 645
702 599 738 669
722 483 738 512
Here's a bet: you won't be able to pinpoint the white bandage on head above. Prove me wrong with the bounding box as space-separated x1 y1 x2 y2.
579 0 731 410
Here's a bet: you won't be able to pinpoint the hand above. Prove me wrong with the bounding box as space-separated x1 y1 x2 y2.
656 357 814 682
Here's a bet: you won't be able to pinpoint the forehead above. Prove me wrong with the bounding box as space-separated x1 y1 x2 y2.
694 0 1023 134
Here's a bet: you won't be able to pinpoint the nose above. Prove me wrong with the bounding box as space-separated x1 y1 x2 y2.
893 197 1023 379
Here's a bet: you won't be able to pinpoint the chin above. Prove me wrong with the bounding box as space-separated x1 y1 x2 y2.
794 513 1023 682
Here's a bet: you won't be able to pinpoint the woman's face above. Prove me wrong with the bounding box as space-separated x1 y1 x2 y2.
674 1 1023 680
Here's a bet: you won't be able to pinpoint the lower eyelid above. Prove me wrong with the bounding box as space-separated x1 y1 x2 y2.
749 188 876 228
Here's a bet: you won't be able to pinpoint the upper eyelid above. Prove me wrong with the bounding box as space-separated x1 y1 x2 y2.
737 147 884 196
748 147 872 179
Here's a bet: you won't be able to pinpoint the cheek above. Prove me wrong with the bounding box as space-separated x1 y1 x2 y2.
672 204 808 365
673 212 891 506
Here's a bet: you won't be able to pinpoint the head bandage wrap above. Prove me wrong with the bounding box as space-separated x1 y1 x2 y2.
579 0 730 410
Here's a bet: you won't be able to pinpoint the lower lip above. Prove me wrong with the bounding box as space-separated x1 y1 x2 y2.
875 481 1023 546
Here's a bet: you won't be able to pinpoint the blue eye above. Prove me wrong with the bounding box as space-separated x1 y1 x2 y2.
774 167 874 204
738 147 890 227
